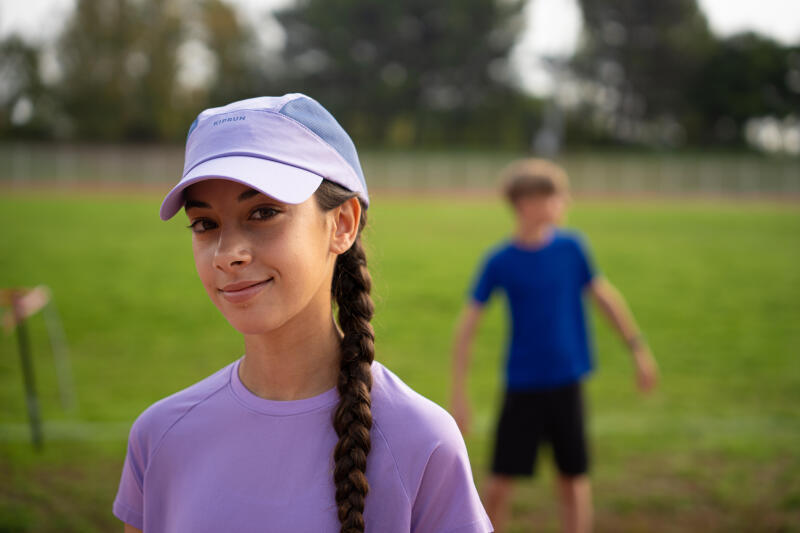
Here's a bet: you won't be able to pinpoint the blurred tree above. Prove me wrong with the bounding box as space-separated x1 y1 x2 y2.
570 0 714 145
3 0 798 151
274 0 530 147
0 36 49 138
56 0 184 140
201 0 263 106
689 32 800 145
53 0 262 141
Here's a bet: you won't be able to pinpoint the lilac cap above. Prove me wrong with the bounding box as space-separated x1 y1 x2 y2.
159 93 369 220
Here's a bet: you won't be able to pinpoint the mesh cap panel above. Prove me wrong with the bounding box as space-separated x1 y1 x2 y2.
279 97 367 194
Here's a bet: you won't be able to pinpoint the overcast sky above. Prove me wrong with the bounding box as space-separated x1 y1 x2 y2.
1 0 797 95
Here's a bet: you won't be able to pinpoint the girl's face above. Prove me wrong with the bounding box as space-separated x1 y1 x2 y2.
185 179 345 335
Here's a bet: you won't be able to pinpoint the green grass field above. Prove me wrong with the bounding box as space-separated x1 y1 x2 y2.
1 191 799 532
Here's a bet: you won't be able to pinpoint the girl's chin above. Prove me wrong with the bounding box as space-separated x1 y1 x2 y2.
223 316 287 336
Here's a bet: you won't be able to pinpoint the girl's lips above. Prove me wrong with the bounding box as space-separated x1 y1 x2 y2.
219 279 272 304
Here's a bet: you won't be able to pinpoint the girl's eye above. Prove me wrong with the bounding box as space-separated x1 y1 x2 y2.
250 207 280 220
187 218 217 233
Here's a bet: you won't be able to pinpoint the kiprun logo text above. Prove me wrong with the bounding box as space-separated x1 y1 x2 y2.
212 116 246 127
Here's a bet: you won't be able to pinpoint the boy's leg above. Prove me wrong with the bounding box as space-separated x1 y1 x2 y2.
489 389 542 532
549 382 591 533
483 474 515 533
556 474 592 533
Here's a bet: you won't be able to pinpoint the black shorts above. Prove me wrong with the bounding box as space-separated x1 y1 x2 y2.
491 382 589 477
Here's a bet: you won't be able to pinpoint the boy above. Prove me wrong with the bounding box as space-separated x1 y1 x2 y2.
451 158 658 533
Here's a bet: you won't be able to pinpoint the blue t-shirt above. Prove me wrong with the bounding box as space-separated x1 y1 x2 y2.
470 229 596 389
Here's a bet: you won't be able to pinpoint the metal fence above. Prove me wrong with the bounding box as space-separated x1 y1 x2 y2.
2 143 799 195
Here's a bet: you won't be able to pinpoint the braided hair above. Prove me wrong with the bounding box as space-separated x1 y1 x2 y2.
315 180 374 533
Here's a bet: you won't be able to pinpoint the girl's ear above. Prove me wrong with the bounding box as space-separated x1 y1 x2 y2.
330 197 361 255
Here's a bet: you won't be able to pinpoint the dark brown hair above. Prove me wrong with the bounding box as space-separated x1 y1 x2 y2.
315 180 374 533
501 158 570 204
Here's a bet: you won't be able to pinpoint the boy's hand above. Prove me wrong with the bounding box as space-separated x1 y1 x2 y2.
450 391 472 435
633 346 658 393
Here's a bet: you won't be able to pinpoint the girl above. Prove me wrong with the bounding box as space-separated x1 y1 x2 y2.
113 94 492 533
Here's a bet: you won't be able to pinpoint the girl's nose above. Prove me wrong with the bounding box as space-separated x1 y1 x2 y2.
213 227 253 271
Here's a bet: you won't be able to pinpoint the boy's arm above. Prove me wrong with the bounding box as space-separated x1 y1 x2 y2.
450 301 485 435
589 277 658 393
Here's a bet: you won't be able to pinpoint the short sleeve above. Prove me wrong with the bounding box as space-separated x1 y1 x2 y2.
470 253 500 305
112 419 147 529
574 235 597 288
410 419 493 533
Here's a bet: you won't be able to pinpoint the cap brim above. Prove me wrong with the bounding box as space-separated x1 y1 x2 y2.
159 156 324 220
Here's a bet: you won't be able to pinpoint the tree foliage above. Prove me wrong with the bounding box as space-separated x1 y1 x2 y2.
201 0 263 106
52 0 260 141
570 0 715 144
568 0 800 148
0 36 47 137
274 0 529 146
55 0 184 140
689 32 800 144
0 0 798 149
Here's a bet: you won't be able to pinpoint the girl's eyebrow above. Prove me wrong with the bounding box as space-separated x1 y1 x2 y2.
238 188 261 202
185 199 209 210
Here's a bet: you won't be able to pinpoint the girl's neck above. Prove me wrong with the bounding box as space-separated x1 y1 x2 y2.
239 305 341 402
514 223 554 248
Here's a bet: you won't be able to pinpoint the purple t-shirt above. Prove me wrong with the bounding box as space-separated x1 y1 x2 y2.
114 359 492 533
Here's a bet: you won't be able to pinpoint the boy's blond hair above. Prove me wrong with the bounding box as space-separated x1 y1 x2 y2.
500 158 570 204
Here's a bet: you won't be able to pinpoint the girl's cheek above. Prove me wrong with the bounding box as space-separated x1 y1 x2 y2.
193 247 216 283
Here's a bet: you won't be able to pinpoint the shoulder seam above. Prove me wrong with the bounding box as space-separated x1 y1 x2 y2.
146 370 232 468
372 419 412 504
